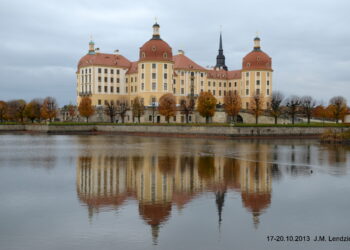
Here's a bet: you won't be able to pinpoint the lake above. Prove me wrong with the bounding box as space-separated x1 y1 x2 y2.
0 134 349 250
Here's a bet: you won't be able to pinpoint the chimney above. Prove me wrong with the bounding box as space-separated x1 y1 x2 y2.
114 49 120 55
95 48 100 53
178 50 185 55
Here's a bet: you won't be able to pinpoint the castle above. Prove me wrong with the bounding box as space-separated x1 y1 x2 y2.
76 22 273 122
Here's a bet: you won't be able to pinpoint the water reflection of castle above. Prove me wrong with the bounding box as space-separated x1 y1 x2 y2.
76 140 280 243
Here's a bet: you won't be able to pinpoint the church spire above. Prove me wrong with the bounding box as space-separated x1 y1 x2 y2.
215 32 228 71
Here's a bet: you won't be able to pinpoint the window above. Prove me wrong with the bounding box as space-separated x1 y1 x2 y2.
104 77 108 82
173 116 176 122
267 72 270 77
173 88 176 94
234 82 237 87
191 72 194 77
98 99 101 105
256 80 260 85
164 73 167 79
189 116 192 122
152 73 156 79
200 73 204 77
224 82 226 87
104 69 108 74
131 77 133 83
111 69 114 74
131 86 133 92
181 71 184 76
213 90 216 95
110 86 114 92
219 82 221 87
201 89 203 92
246 80 249 86
152 82 156 90
257 72 260 77
117 70 120 74
141 64 144 69
181 88 184 94
104 86 108 92
117 87 120 93
98 86 102 92
164 83 167 90
201 81 203 86
149 115 152 121
267 80 270 86
181 80 184 85
117 78 120 83
213 82 216 87
256 89 260 94
152 63 156 69
142 73 144 79
267 89 270 95
219 90 222 96
208 81 211 86
246 102 249 109
224 90 226 96
125 78 128 83
246 89 249 95
141 83 144 90
126 87 128 92
246 72 249 77
89 68 91 73
111 78 114 83
173 79 176 84
98 77 101 82
98 68 101 73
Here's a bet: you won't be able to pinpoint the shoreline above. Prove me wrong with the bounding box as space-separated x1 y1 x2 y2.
0 124 347 139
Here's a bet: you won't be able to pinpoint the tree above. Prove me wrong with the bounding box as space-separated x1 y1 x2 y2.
158 93 177 123
329 96 347 123
197 91 217 123
180 96 195 123
285 95 301 124
24 99 42 123
312 105 329 124
116 98 129 123
132 97 145 123
104 101 118 123
78 97 94 123
250 92 265 124
0 101 8 122
224 91 242 123
270 91 284 124
41 97 58 122
67 104 76 121
6 99 26 123
300 96 316 124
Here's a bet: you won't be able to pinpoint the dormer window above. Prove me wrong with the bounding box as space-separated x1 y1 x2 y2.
152 46 156 52
163 52 167 58
142 52 146 58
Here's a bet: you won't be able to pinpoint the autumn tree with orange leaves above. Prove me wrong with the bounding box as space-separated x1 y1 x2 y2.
78 97 94 123
250 92 265 124
197 91 217 123
224 91 242 123
158 93 177 123
25 99 43 123
328 96 347 123
41 97 58 122
0 101 8 122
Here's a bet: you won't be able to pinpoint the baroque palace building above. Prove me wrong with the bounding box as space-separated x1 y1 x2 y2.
77 22 273 121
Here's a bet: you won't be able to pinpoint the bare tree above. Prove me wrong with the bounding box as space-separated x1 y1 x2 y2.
224 91 242 123
329 96 347 123
270 91 284 124
132 97 145 123
250 92 265 124
285 95 301 124
104 101 118 123
300 96 316 124
180 96 195 123
116 98 129 123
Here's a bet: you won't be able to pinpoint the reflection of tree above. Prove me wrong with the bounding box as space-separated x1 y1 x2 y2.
158 156 176 174
198 156 215 180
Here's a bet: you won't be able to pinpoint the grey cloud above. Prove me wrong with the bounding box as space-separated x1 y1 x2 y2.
0 0 349 106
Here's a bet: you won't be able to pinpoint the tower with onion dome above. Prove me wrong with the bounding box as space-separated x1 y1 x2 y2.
137 22 174 106
241 35 273 110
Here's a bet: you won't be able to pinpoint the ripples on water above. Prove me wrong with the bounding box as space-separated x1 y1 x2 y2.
0 134 349 250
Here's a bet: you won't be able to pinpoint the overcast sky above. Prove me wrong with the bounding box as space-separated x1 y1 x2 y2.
0 0 349 106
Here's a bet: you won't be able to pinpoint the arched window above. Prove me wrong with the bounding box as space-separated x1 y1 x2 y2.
163 52 167 58
152 46 156 52
142 52 146 58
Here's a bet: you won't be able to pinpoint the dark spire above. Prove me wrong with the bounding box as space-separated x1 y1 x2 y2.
215 32 228 71
152 21 161 40
215 189 226 231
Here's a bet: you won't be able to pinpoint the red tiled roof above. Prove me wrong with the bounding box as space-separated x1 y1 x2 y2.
139 39 173 62
78 53 131 69
242 50 272 71
173 54 206 71
127 61 138 74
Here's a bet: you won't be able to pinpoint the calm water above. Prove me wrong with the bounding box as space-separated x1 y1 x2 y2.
0 134 350 250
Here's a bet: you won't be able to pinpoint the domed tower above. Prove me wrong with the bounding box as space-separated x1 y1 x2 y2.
241 35 273 110
138 22 174 106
